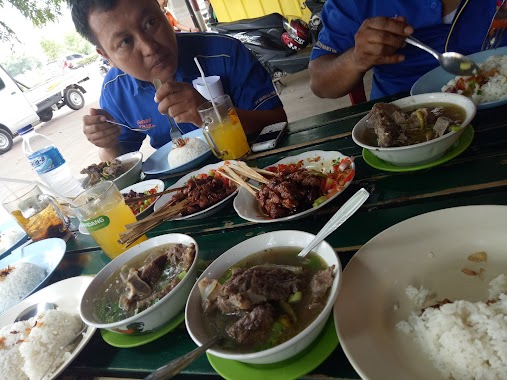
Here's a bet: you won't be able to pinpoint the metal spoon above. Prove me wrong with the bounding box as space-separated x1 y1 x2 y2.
14 302 57 323
144 335 221 380
405 36 480 76
298 188 370 258
105 119 153 133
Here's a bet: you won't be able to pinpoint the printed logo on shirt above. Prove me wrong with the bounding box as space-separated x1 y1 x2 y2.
315 41 338 54
254 90 277 109
137 117 155 130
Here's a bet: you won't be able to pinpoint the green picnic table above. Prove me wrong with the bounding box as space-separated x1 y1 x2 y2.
58 93 507 379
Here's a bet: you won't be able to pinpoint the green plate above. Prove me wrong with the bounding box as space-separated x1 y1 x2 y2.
100 312 185 348
362 124 474 172
207 315 338 380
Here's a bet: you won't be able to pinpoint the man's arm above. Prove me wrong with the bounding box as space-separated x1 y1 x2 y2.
236 106 287 138
98 144 131 162
310 16 413 99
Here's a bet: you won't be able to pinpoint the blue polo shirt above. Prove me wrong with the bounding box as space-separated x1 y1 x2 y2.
100 33 282 151
311 0 504 99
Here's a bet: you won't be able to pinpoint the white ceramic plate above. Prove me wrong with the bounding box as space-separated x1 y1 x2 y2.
0 276 96 380
233 150 355 223
411 46 507 109
153 161 239 220
0 238 66 312
142 129 213 175
335 205 507 380
120 179 165 219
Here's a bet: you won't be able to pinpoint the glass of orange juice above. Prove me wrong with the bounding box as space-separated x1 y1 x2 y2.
198 94 250 160
70 181 146 259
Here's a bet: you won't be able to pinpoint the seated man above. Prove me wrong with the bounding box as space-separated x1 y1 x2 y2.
68 0 287 161
309 0 506 100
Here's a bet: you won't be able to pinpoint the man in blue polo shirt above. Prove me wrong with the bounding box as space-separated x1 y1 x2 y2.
309 0 506 100
69 0 286 161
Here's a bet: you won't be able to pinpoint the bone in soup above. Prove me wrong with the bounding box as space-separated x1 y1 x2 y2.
365 102 466 147
93 243 196 323
198 247 335 353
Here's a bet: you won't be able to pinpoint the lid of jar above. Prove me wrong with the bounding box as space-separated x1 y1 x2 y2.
18 125 34 135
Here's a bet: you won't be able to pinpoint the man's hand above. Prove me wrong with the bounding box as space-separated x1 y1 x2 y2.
154 81 207 126
82 108 122 149
352 16 414 72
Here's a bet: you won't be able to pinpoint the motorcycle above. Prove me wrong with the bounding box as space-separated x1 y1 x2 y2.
211 6 323 91
99 58 111 77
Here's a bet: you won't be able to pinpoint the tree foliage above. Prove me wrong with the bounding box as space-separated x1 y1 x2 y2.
0 0 66 43
40 38 64 61
1 53 42 77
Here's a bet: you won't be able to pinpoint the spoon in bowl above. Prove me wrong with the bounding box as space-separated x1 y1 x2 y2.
298 188 370 258
405 36 480 76
14 302 57 323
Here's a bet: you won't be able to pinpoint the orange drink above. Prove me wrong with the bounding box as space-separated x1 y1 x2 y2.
198 95 250 160
71 181 146 259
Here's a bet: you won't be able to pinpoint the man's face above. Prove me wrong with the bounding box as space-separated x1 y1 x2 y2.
90 0 178 83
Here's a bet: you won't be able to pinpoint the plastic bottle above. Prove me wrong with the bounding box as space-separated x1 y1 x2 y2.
18 125 82 198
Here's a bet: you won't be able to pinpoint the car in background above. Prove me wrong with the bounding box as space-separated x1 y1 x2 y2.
63 53 85 69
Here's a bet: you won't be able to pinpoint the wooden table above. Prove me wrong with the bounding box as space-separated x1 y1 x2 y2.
59 94 507 379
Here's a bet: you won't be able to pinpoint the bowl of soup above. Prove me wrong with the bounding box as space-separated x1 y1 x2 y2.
80 233 198 334
185 230 341 364
352 93 476 166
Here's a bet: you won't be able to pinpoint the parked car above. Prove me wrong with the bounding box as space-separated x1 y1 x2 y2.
63 53 85 69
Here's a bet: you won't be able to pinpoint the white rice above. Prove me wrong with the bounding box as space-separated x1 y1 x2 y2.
441 55 507 104
0 263 46 314
397 275 507 379
0 309 83 380
168 137 209 168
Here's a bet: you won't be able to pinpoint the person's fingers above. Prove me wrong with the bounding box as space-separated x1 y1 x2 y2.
167 102 202 125
364 16 413 37
82 110 121 148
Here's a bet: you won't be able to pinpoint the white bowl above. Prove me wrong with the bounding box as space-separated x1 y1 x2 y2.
352 93 476 166
80 233 198 334
120 179 164 220
185 230 341 364
112 151 143 190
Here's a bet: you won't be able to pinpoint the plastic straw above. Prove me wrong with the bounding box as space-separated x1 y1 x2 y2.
193 57 223 123
0 177 77 206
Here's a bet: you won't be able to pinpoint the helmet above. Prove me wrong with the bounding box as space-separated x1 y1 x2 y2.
281 18 310 51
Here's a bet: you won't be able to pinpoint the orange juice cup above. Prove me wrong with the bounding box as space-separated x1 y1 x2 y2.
198 94 250 160
71 181 146 259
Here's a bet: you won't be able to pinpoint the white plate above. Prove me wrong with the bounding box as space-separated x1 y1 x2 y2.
153 161 238 220
411 46 507 109
0 238 66 312
142 129 213 175
120 179 165 219
233 150 355 223
0 276 96 380
334 205 507 380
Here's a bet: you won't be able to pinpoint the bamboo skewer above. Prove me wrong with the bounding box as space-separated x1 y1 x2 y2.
219 165 258 196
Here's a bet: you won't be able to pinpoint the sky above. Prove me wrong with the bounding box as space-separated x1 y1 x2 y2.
0 3 76 59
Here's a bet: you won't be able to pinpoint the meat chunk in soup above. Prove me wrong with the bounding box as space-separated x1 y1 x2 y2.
226 304 275 345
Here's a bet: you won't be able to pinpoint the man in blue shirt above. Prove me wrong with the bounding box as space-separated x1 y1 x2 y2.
69 0 286 161
309 0 506 100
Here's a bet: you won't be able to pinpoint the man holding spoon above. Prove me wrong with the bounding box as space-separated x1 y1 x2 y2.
68 0 287 161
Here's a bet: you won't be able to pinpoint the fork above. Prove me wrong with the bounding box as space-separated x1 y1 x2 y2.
482 0 507 51
152 78 183 142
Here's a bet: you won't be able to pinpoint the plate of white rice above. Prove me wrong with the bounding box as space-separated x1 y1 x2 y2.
0 238 66 315
335 205 507 380
0 276 96 380
142 129 212 175
411 46 507 109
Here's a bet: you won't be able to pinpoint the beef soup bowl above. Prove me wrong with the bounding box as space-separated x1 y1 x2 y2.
185 230 341 364
80 233 198 334
352 93 476 166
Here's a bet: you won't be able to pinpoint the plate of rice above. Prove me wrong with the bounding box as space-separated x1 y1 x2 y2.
142 129 212 175
0 238 66 315
335 205 507 380
0 276 96 380
411 46 507 109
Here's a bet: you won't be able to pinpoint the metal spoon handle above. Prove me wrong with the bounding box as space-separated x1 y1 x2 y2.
405 35 441 61
298 188 370 258
144 336 220 380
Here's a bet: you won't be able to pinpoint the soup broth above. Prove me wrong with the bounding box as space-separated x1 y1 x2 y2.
94 243 195 323
200 247 334 353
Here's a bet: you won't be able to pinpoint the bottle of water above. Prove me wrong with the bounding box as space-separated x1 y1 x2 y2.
18 125 82 198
